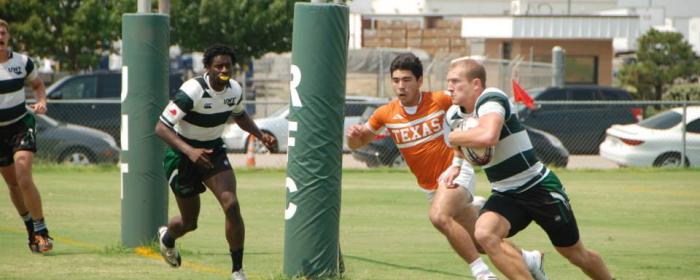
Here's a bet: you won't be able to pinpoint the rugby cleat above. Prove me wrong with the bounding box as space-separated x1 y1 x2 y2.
231 269 248 280
528 250 548 280
158 226 181 267
33 232 53 253
25 222 39 253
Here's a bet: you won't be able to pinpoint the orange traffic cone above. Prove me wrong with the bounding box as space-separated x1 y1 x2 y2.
246 134 256 168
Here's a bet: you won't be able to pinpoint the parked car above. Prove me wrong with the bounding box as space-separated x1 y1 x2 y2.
516 85 641 154
221 96 388 153
34 114 120 164
599 106 700 167
45 71 184 143
351 106 569 168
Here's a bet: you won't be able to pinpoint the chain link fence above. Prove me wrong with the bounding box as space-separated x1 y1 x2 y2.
34 100 121 165
35 98 699 170
30 49 699 169
248 49 553 102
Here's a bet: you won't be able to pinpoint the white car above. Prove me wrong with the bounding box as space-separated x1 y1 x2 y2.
222 96 388 153
599 106 700 167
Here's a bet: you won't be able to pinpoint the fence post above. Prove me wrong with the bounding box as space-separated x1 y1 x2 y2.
681 99 688 168
552 46 565 87
378 49 385 98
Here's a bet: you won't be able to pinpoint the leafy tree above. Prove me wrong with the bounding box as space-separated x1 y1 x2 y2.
664 83 700 101
618 29 700 100
0 0 134 71
170 0 304 63
1 0 307 70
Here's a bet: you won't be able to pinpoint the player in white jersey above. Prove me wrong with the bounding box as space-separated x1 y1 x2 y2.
155 44 275 280
447 59 613 280
0 19 53 253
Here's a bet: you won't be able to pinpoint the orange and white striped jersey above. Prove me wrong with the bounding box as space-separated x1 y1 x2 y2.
366 91 453 191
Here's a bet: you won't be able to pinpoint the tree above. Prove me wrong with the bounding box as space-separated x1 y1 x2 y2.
170 0 303 64
0 0 134 71
618 29 700 100
1 0 306 70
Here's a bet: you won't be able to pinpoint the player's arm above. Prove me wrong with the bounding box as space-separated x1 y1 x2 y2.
348 107 387 149
346 124 375 150
156 89 214 168
28 77 47 114
155 117 214 169
448 113 504 148
26 58 47 114
233 112 276 150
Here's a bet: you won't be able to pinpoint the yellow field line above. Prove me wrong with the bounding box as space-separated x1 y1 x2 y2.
55 236 103 250
0 226 235 278
133 246 229 276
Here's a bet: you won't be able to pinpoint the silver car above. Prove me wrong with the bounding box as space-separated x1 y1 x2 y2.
222 96 388 153
35 114 120 164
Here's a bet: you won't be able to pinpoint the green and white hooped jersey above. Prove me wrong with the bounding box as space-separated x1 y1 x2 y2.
475 87 548 193
159 74 245 148
0 52 37 126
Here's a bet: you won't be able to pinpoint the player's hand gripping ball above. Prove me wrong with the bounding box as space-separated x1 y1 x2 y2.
458 117 494 166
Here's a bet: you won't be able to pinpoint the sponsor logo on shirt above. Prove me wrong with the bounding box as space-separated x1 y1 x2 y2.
224 97 236 106
7 66 22 75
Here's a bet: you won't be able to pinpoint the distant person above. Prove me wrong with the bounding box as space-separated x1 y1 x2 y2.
0 18 53 253
346 53 546 280
447 58 613 279
155 44 275 280
39 58 54 74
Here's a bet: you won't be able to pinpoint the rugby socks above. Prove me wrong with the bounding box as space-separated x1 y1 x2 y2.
469 257 491 277
32 218 48 235
162 231 176 248
21 212 32 223
230 248 244 272
21 212 33 236
521 249 538 270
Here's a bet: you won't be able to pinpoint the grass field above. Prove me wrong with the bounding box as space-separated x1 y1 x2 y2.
1 165 699 280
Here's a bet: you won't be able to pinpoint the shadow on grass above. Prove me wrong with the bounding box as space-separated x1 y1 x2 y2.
174 249 280 256
30 250 97 257
344 254 468 278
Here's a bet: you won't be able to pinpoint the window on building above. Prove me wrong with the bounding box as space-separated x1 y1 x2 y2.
502 42 512 60
565 56 598 85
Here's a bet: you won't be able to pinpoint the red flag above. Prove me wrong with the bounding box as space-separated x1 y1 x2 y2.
512 79 535 110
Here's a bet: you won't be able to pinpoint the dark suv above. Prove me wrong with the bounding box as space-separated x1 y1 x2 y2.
45 71 184 144
517 85 640 154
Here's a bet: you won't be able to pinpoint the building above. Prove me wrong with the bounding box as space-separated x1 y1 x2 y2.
348 0 699 86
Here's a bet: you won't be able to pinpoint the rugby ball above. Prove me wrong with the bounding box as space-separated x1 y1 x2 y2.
458 117 494 166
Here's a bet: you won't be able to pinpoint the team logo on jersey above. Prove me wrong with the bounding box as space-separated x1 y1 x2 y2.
169 109 177 116
224 97 236 106
385 111 445 149
7 66 22 75
203 103 213 109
